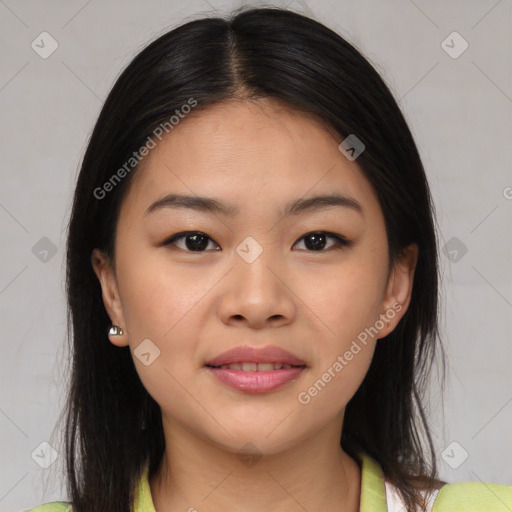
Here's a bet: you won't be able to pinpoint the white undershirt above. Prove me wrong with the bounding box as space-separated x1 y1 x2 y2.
384 480 440 512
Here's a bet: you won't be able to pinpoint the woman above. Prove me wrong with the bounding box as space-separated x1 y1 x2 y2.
26 6 511 512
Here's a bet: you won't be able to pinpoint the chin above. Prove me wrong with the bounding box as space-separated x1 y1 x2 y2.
198 415 311 456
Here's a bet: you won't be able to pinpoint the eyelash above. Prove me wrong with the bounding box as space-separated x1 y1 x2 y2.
162 231 353 252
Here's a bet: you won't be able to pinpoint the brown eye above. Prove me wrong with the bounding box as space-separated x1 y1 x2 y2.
163 231 220 252
163 230 352 253
293 231 353 251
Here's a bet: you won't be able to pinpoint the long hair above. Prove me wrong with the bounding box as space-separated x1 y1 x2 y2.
58 6 445 511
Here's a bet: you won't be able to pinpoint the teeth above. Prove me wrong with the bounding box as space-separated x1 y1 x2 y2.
216 362 297 371
257 363 275 372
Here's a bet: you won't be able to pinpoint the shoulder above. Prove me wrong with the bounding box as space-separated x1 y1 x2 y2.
432 481 512 511
359 452 512 512
385 479 512 512
23 502 72 512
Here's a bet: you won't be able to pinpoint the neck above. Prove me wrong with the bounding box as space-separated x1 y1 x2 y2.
149 415 361 512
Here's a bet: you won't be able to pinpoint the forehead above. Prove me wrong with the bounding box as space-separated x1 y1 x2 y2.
121 98 381 219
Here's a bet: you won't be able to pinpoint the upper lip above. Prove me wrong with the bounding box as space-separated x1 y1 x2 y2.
205 345 306 367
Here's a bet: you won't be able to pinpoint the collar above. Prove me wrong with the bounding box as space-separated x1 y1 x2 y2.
134 451 388 512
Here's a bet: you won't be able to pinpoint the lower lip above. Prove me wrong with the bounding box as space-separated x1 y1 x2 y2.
206 366 305 393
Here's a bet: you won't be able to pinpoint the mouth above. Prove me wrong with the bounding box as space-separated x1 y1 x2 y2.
204 344 307 368
206 362 305 371
204 345 307 393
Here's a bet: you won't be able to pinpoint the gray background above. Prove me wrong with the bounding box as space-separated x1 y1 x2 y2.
1 0 511 510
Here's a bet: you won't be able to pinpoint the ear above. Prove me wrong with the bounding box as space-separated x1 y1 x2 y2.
91 248 128 347
377 243 419 340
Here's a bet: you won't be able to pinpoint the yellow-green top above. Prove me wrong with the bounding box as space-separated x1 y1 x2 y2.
24 453 512 511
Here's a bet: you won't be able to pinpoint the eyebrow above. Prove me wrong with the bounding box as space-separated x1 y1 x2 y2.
144 192 364 218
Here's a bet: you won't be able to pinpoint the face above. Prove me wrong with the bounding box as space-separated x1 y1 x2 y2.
92 98 417 456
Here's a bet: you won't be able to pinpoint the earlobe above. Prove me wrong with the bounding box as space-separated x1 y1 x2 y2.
91 248 128 347
378 243 419 339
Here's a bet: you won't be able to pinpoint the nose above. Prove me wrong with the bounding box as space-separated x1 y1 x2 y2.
217 245 296 329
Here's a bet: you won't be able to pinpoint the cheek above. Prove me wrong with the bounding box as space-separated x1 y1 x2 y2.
296 341 375 426
298 256 387 351
114 247 214 386
114 255 208 412
116 245 204 336
292 252 386 412
296 266 380 413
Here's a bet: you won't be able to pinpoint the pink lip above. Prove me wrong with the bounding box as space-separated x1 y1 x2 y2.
205 345 306 367
206 366 305 393
205 345 306 394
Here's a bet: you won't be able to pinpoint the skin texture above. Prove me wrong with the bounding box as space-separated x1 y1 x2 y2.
92 98 418 512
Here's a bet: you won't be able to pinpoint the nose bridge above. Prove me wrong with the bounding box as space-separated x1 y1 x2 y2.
233 233 281 290
215 233 296 326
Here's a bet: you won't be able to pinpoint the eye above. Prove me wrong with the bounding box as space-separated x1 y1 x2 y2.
163 230 352 253
293 231 353 252
162 231 220 252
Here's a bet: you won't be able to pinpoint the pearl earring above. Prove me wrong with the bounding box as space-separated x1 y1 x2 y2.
109 325 124 336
